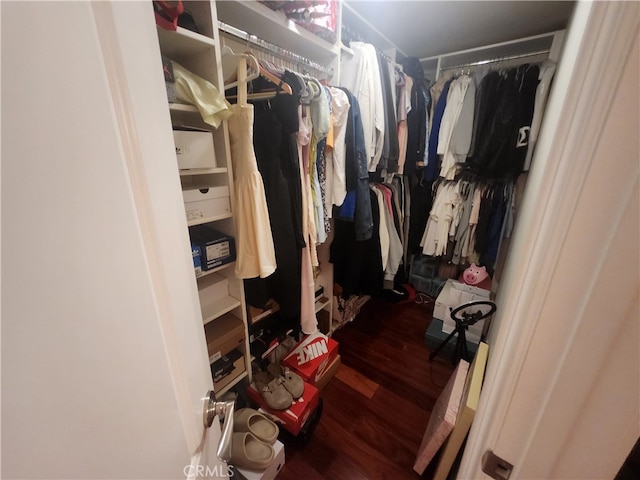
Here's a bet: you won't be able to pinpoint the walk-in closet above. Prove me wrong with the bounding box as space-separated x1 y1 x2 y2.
3 1 638 480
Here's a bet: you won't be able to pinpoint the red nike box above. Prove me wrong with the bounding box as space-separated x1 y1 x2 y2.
282 332 339 385
246 380 319 436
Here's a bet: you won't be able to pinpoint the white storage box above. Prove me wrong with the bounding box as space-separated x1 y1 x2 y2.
235 440 285 480
182 186 230 222
173 129 216 170
434 279 491 344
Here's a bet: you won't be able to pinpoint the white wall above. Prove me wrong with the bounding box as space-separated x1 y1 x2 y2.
1 2 210 478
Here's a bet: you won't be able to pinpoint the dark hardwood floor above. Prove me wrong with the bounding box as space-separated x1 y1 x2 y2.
277 295 455 479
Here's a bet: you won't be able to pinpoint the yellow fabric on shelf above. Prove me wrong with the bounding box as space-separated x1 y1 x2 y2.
172 61 232 128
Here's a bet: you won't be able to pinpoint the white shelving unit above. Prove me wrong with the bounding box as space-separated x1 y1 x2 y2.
154 1 251 397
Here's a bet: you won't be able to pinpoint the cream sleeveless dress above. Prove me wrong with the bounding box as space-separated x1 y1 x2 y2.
227 104 276 279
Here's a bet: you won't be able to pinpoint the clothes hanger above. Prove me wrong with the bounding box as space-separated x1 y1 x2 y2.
296 71 313 104
225 52 293 102
304 77 323 100
221 46 259 91
244 51 293 100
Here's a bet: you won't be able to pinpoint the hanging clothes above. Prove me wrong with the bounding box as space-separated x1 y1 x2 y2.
326 86 350 210
277 70 308 250
420 181 463 257
331 189 384 298
340 42 385 172
372 184 403 289
243 101 302 322
511 64 541 173
336 88 374 242
524 60 556 171
227 103 277 280
396 72 412 175
468 65 540 178
298 100 319 333
424 77 453 182
401 57 429 177
377 52 400 173
438 75 473 180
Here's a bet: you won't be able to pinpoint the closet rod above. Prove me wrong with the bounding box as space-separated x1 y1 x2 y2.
217 21 333 77
439 49 550 72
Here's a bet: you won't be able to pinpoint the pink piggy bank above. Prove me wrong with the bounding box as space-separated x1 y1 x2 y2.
462 263 489 286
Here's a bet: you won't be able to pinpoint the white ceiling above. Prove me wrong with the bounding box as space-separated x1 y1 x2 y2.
343 0 576 60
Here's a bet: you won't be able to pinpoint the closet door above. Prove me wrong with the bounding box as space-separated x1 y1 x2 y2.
459 2 639 478
2 2 227 478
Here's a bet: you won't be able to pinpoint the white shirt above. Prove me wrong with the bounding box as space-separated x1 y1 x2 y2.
438 75 472 180
327 87 350 208
340 42 385 171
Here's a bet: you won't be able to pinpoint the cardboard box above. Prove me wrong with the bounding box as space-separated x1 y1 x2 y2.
314 354 341 391
173 129 216 170
182 186 230 223
235 440 285 480
248 299 280 325
204 314 245 362
246 380 319 436
434 279 491 345
189 225 236 270
211 348 245 391
282 332 339 385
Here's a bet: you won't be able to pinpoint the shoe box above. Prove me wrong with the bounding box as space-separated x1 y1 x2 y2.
433 279 491 344
191 243 202 276
182 186 231 224
173 128 216 170
189 224 236 271
246 380 319 436
204 314 245 363
313 354 341 391
234 440 284 480
211 348 244 392
282 332 339 386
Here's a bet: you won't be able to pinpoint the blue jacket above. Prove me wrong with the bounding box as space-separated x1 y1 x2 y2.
337 88 373 241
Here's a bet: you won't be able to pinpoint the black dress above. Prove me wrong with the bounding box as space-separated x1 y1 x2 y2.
244 101 302 323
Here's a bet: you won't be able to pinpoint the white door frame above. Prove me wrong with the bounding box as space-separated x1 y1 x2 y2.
2 2 223 478
459 1 640 478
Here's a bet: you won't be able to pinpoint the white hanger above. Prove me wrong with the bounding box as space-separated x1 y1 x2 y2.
221 46 259 91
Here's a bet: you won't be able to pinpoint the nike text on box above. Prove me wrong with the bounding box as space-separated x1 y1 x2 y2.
282 332 339 385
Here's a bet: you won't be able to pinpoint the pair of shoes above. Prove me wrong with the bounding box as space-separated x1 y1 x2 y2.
253 364 305 410
231 408 279 471
253 371 292 410
266 335 297 365
267 363 304 399
234 408 279 444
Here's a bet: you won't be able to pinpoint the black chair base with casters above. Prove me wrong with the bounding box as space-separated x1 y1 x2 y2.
429 300 497 366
